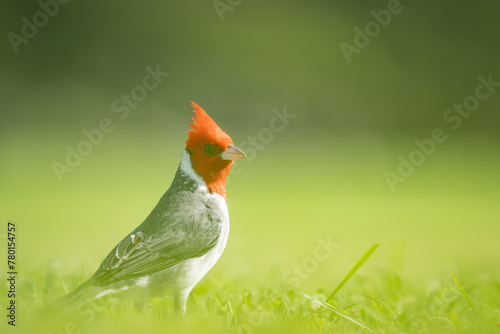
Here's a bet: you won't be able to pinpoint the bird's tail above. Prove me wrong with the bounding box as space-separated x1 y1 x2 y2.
57 287 87 310
46 282 95 314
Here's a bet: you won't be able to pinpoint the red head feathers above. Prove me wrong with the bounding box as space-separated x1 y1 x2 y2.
185 102 246 200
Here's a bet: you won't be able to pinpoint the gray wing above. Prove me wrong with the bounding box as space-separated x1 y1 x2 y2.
89 191 223 286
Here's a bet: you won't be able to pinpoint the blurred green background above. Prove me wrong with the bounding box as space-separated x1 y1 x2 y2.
1 0 499 304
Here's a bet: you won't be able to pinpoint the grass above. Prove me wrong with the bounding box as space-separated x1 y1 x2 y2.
6 250 500 334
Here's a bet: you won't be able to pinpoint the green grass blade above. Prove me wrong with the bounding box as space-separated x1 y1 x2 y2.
302 292 374 332
326 243 380 302
452 272 476 314
54 267 68 293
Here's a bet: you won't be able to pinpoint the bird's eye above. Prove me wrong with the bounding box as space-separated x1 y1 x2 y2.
203 144 216 155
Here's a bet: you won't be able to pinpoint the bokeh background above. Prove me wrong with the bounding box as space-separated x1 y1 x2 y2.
1 0 499 316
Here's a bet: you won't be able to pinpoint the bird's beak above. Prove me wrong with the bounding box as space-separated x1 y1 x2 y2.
219 144 247 161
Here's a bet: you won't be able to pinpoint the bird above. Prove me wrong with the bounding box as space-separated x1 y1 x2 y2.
56 101 246 313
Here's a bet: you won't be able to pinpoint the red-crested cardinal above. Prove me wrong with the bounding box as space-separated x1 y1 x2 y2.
58 102 246 313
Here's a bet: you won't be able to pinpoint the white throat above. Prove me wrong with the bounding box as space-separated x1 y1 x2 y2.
180 150 207 188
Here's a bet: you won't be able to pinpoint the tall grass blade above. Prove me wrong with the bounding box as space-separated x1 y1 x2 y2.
326 243 380 302
302 292 374 332
452 272 476 314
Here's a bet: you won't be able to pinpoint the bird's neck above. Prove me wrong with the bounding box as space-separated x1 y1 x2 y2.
177 150 228 200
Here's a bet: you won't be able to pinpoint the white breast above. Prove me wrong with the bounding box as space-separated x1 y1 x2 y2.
179 189 229 291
